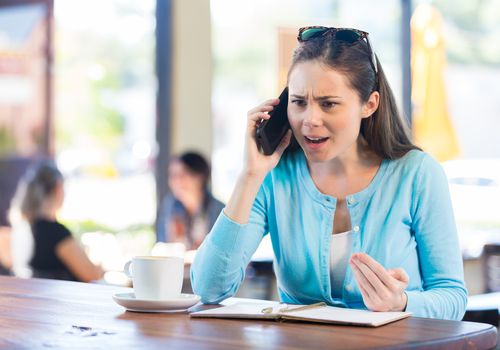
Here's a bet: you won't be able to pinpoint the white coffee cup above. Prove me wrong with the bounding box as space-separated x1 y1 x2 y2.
124 256 184 300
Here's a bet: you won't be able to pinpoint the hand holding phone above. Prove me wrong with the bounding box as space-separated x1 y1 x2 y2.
256 88 290 155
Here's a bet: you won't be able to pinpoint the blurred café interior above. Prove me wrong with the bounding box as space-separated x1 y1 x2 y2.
0 0 498 327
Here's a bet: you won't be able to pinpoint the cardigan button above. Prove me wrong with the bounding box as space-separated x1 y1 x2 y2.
353 226 360 232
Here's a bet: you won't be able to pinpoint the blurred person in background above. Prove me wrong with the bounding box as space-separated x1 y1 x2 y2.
0 157 33 275
11 160 103 282
156 151 224 250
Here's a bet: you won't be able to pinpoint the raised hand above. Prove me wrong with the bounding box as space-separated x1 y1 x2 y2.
243 99 292 180
349 252 409 312
223 98 292 225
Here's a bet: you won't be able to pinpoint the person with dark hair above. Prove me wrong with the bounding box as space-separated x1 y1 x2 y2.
12 160 103 282
156 151 224 250
191 27 467 320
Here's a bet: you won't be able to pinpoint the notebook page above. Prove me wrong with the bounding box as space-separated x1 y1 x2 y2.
191 302 283 319
281 306 411 327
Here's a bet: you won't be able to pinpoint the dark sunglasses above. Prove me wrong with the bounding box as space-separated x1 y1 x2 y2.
297 26 378 75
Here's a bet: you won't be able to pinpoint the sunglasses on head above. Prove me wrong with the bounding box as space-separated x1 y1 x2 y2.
297 26 378 75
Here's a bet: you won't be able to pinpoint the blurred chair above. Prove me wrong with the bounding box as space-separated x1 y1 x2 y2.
464 292 499 327
246 260 277 301
236 235 278 300
463 243 500 327
483 244 500 293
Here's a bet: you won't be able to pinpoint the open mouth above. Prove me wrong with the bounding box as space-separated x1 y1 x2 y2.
304 136 329 144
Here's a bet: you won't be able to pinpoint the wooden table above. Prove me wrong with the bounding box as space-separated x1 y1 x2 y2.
0 276 497 349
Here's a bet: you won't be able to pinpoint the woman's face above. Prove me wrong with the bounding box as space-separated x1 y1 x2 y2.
168 160 203 201
287 60 378 163
52 180 65 210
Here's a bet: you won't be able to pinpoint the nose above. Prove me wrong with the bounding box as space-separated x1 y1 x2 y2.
302 105 322 128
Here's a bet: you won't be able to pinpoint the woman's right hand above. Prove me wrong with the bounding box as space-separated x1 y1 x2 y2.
242 98 292 180
224 98 292 224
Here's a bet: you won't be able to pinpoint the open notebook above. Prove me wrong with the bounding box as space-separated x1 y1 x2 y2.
190 302 411 327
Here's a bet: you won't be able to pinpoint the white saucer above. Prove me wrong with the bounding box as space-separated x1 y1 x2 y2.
113 292 201 313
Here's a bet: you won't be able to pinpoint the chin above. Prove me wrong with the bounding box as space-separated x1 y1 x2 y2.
304 152 333 163
298 142 337 163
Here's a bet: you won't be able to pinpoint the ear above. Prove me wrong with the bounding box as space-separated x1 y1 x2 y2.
361 91 379 119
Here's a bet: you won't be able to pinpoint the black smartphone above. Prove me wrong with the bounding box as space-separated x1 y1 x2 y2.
256 87 290 155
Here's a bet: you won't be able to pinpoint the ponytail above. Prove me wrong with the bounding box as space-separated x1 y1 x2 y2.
16 161 63 222
360 57 419 159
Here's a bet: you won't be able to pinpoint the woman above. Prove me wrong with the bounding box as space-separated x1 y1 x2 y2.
191 26 467 320
156 151 224 250
16 161 103 282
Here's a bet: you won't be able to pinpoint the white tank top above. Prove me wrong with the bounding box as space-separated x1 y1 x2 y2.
330 230 353 298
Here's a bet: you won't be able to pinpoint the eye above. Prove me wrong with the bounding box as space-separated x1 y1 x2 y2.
321 101 337 109
291 99 306 107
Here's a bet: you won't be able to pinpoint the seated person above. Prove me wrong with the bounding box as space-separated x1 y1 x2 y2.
191 26 467 320
0 156 32 275
156 151 224 250
13 160 103 282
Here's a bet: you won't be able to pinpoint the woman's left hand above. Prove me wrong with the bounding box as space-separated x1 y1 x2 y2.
349 252 409 312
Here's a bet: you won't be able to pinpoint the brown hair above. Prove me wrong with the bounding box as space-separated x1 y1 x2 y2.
171 151 212 212
287 32 419 159
173 151 211 191
16 161 63 222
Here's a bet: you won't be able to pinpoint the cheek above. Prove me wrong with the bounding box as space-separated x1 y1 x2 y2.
58 191 65 205
186 178 200 190
169 177 185 191
288 107 314 129
327 116 350 131
330 107 364 132
288 115 301 131
168 178 176 188
288 110 355 133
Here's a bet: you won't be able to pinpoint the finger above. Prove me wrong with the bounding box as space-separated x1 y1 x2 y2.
248 112 270 123
247 99 279 115
247 113 270 133
357 281 372 304
388 268 410 284
351 257 389 296
274 130 293 157
352 253 394 288
351 262 378 302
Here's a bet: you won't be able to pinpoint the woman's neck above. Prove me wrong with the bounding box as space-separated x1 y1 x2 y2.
37 203 58 221
310 138 376 172
307 138 381 198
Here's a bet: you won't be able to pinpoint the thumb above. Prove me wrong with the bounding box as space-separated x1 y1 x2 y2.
274 130 293 157
388 268 409 284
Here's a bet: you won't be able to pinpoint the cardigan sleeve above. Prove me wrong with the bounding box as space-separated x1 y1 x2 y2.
190 178 270 304
405 154 468 320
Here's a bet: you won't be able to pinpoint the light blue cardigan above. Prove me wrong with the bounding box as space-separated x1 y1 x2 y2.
191 150 467 320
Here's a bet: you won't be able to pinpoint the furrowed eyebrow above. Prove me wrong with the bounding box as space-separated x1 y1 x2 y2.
290 94 342 100
315 96 342 100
